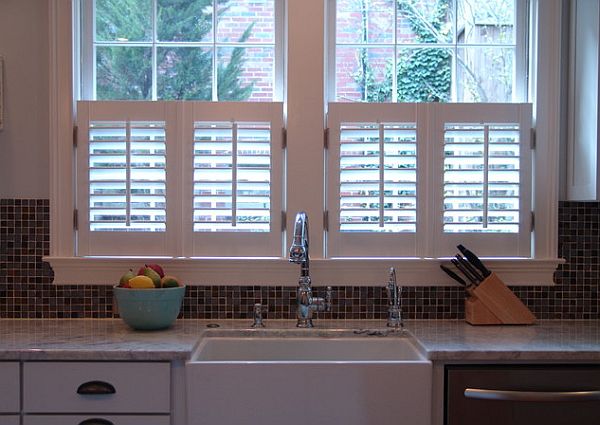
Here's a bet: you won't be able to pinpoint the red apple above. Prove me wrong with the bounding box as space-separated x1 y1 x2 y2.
147 263 165 278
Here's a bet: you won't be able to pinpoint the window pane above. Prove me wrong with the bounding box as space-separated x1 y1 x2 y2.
217 0 275 43
157 47 213 100
457 0 515 45
96 46 152 100
456 47 514 102
217 47 274 101
336 47 394 102
397 47 452 102
336 0 395 44
397 0 453 44
95 0 152 42
157 0 214 42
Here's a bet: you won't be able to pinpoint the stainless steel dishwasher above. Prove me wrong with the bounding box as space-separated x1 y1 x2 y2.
446 365 600 425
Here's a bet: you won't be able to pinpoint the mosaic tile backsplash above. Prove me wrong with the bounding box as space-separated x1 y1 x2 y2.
0 199 598 320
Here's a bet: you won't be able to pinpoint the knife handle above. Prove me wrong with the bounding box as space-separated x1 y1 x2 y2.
457 244 491 277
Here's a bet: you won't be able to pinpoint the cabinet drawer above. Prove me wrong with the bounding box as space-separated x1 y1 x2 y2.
0 415 19 425
23 415 170 425
0 362 20 413
23 362 170 413
446 365 600 425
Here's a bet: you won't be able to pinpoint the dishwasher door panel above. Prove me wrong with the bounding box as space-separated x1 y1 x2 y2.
446 365 600 425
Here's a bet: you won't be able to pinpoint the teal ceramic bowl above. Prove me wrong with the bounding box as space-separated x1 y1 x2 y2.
114 285 186 330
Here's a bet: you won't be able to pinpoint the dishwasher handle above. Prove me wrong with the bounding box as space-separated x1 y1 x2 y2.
465 388 600 402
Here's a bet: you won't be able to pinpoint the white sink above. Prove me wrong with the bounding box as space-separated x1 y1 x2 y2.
186 329 432 425
192 334 426 362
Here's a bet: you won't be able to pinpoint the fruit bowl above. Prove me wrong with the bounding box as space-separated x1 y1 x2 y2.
114 285 186 330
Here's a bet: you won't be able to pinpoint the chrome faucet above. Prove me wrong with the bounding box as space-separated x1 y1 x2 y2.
386 267 403 328
289 211 332 328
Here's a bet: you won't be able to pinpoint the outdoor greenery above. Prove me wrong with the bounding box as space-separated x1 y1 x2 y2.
95 0 253 100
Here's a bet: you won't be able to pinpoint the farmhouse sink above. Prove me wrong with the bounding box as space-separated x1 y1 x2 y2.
186 329 432 425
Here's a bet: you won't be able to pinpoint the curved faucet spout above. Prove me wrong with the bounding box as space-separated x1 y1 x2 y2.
289 211 309 277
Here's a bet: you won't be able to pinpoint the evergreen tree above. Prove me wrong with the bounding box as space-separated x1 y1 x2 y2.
95 0 254 100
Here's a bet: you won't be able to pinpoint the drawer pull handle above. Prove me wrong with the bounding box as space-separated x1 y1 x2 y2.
465 388 600 402
79 419 114 425
77 380 116 395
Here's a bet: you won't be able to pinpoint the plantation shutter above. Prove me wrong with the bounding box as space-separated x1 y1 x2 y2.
77 101 179 256
327 103 421 257
432 103 532 257
327 103 532 259
184 102 284 257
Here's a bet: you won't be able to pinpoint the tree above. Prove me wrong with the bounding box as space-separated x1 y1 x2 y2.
95 0 254 100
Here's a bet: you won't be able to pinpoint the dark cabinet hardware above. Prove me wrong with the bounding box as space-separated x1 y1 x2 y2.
76 380 116 395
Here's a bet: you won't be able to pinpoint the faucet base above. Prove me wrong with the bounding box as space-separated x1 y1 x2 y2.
296 319 314 328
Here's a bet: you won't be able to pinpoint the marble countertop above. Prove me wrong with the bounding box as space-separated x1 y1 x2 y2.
0 319 599 362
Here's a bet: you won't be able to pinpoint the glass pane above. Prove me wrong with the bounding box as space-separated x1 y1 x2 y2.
397 0 453 44
397 48 452 102
457 0 515 45
96 46 152 100
336 0 395 44
157 47 213 100
217 0 275 44
336 47 394 102
157 0 214 42
95 0 152 42
217 47 273 101
456 47 514 102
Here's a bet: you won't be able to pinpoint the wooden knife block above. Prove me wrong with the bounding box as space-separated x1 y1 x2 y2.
465 273 536 325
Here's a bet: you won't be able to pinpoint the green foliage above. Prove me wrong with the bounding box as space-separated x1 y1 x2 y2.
355 0 452 103
95 0 254 101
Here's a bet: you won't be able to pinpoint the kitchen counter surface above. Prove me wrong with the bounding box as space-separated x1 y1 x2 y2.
0 319 599 361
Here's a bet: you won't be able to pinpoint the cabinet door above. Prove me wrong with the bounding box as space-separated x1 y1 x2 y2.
446 365 600 425
23 415 170 425
0 362 20 413
23 362 170 413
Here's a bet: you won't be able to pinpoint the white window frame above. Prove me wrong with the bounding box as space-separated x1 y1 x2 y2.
47 0 562 286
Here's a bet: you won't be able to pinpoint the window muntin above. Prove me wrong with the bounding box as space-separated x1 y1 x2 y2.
333 0 525 103
86 0 279 101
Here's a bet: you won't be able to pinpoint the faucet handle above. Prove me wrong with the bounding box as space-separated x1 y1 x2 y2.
251 303 266 328
325 286 333 312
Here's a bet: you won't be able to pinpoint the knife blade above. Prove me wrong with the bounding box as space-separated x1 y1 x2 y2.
457 244 492 278
440 264 467 287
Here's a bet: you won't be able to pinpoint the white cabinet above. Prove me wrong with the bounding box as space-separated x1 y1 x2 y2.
0 362 20 425
22 361 171 423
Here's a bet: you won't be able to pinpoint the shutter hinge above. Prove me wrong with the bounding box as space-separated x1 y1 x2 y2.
530 128 536 150
73 209 79 231
281 211 286 232
531 211 535 231
281 128 287 149
73 125 78 148
323 210 329 232
324 128 329 149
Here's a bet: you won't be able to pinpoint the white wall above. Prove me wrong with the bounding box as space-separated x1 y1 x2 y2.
0 0 49 198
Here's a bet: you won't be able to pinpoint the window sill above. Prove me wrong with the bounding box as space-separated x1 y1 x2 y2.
44 256 563 286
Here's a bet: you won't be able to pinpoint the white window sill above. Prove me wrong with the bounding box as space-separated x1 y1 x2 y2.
44 256 563 286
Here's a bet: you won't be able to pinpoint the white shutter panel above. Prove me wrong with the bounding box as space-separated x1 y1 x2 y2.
77 101 178 256
432 103 532 257
184 102 284 257
327 103 420 257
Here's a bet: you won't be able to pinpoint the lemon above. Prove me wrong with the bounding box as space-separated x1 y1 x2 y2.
128 275 155 289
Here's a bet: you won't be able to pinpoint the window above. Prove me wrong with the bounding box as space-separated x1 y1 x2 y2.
332 0 527 103
80 0 282 101
48 0 561 285
326 0 534 259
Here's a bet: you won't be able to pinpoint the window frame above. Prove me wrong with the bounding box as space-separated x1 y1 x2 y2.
47 0 563 286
